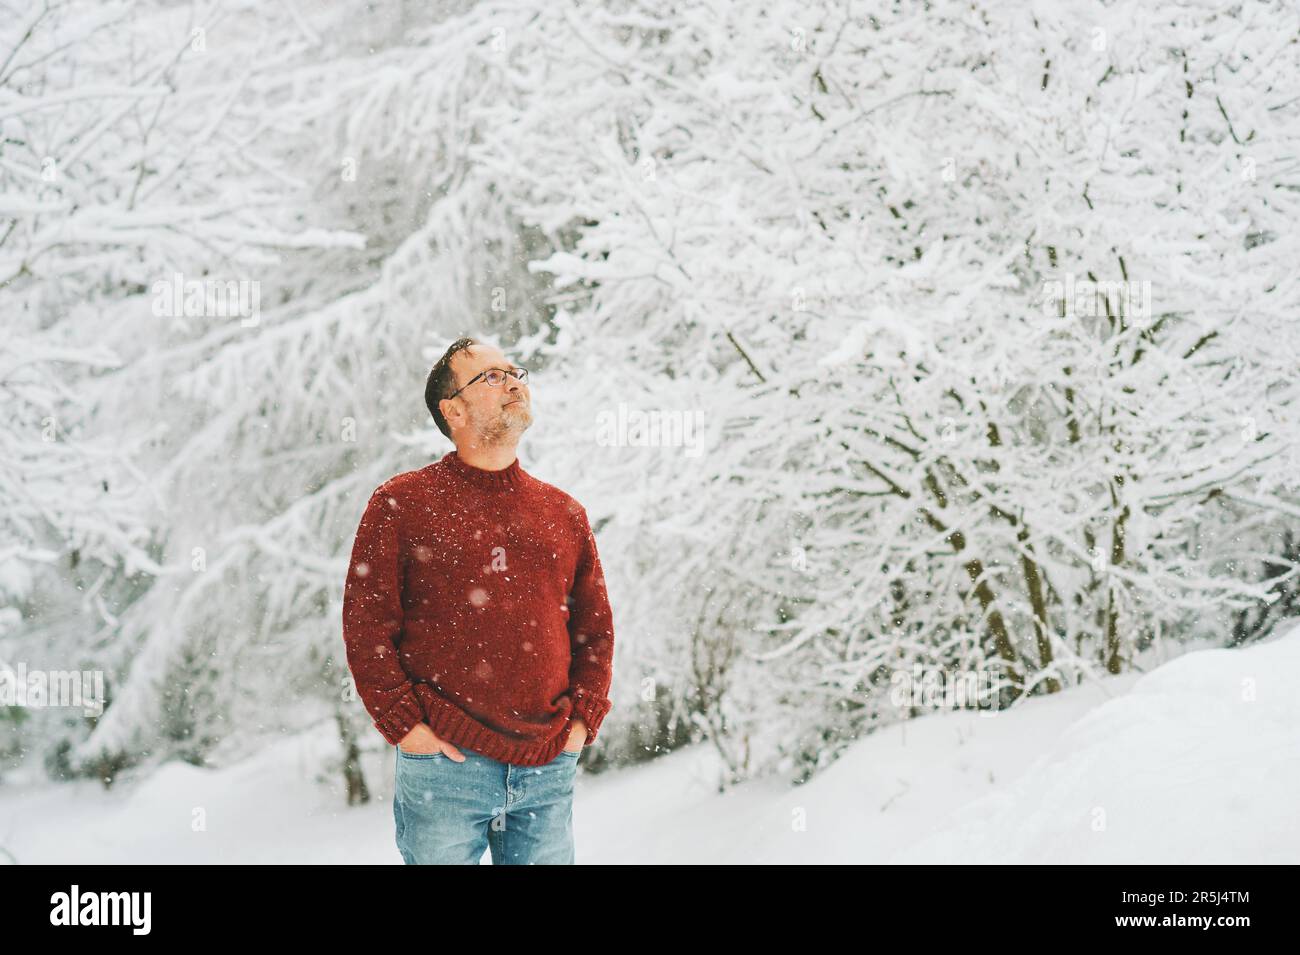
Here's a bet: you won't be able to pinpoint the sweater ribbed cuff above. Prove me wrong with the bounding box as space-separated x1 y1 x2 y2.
571 689 613 746
374 689 425 746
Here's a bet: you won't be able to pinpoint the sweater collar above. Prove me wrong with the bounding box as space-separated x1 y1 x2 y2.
441 449 526 490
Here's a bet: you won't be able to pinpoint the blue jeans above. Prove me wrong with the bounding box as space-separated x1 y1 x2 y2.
393 743 580 864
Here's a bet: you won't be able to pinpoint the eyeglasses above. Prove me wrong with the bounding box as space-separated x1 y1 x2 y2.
446 366 529 400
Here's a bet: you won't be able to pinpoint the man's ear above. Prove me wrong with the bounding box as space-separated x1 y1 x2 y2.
440 396 459 431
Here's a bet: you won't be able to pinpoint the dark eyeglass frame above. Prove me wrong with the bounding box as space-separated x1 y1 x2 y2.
445 366 529 401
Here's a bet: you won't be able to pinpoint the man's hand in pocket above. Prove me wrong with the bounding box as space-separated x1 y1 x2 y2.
563 718 588 753
397 723 465 761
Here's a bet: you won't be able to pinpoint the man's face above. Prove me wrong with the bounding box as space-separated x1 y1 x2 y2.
442 344 533 444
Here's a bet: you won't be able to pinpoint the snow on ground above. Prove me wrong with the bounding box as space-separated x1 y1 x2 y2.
891 627 1300 864
2 627 1297 864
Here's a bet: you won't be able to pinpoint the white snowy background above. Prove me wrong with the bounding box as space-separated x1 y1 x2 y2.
2 0 1299 863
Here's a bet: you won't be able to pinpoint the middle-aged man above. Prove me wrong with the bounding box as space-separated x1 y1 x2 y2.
342 336 615 864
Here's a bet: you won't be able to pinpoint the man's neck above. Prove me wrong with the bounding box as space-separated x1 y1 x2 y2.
453 440 519 471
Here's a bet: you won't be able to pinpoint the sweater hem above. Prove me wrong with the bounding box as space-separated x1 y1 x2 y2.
412 683 574 767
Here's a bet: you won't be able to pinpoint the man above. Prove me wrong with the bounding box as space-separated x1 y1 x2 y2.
342 336 615 864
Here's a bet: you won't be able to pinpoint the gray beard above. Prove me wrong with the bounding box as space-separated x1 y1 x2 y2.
469 407 532 446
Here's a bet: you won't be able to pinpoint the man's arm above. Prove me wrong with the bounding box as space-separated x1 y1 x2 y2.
565 506 615 746
342 486 424 745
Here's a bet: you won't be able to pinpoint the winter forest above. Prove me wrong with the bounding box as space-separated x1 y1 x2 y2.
3 0 1300 866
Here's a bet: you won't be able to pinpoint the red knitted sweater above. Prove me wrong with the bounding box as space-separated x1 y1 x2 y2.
341 450 615 766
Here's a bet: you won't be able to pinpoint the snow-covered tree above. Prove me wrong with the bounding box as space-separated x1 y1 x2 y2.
429 0 1300 780
6 0 1298 792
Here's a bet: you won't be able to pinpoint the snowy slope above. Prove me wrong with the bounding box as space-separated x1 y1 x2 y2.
889 627 1300 864
2 628 1296 864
